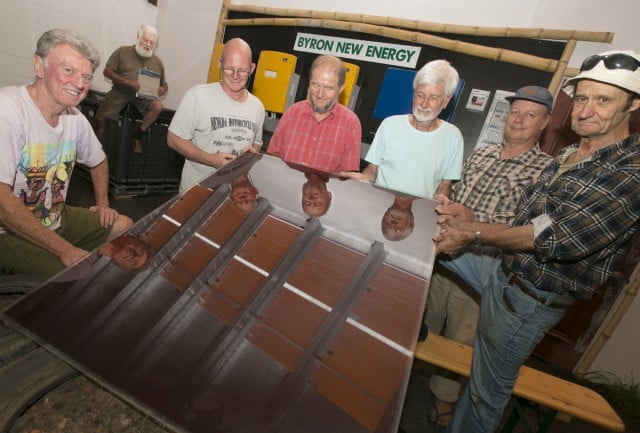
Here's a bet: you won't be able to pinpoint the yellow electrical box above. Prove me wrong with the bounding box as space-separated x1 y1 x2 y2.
252 51 297 114
207 43 225 83
339 62 360 107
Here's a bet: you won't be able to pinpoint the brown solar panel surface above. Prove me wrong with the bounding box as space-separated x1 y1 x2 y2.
4 156 433 433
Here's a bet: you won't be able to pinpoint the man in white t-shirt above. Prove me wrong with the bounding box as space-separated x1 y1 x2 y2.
0 28 132 277
168 38 265 193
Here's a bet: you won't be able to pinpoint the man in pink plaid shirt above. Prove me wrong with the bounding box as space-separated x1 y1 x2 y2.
267 55 361 173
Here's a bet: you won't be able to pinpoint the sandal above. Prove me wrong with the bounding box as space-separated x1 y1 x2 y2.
429 398 453 431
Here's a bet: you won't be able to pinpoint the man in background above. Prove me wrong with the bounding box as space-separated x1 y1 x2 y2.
268 55 361 173
341 59 463 198
94 24 168 153
0 28 132 277
168 38 264 193
425 85 554 429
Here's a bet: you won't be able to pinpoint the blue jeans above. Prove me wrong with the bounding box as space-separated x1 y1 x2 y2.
438 252 572 433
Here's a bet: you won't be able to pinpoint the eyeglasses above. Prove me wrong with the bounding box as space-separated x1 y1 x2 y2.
580 53 640 73
222 67 251 77
414 92 445 104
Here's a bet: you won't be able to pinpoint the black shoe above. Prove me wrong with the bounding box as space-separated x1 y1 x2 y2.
418 323 428 341
132 138 143 154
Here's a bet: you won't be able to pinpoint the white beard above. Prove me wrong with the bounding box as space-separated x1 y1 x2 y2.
135 43 153 58
412 108 437 123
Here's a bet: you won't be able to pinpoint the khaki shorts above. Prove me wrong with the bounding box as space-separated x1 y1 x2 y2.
95 87 151 121
0 205 112 276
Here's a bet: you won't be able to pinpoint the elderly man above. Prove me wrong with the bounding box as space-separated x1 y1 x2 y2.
267 55 362 173
341 59 463 198
168 38 265 193
425 85 554 429
0 28 132 277
94 24 169 153
434 50 640 433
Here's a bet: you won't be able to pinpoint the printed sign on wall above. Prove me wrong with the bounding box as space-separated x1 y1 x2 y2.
294 32 421 68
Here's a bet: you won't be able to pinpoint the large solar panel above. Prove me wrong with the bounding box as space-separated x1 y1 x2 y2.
4 153 438 433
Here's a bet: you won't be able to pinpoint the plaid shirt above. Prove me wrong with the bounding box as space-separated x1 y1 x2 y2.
504 133 640 299
452 142 553 224
267 100 361 172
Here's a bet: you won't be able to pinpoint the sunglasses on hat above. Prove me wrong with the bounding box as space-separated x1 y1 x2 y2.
580 53 640 73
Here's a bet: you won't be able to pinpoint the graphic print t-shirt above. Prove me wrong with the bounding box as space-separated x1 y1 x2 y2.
0 86 105 233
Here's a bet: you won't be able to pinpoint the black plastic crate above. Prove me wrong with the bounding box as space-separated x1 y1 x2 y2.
101 104 184 197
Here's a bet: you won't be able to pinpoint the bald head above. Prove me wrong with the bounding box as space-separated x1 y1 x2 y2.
219 38 255 97
221 38 253 64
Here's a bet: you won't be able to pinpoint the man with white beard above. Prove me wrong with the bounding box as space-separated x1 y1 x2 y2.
94 25 168 153
341 60 463 198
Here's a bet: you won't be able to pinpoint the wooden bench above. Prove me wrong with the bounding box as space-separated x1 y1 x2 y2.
414 333 625 432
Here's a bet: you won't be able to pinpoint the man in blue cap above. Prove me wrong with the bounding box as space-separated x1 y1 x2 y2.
424 85 554 430
435 50 640 433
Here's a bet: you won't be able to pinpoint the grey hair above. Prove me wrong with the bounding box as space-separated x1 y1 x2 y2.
35 28 100 72
137 24 159 41
413 59 460 97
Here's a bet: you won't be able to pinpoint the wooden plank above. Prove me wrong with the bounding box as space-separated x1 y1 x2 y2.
414 333 625 432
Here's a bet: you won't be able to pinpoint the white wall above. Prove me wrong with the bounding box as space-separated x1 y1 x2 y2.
228 0 638 68
589 284 640 383
0 0 639 381
0 0 158 91
3 0 639 109
153 0 223 109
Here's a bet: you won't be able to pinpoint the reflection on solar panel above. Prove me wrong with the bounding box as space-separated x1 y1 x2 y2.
4 153 438 433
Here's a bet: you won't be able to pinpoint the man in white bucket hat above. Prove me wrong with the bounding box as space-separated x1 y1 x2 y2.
431 49 640 433
563 50 640 96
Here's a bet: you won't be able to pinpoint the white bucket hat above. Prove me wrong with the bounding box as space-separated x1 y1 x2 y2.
563 50 640 96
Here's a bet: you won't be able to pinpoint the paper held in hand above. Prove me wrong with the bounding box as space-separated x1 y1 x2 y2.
137 68 161 99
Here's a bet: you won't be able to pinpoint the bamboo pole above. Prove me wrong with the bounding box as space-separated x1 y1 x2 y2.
206 0 231 83
223 17 559 73
575 267 640 376
549 39 577 94
214 0 231 45
227 3 613 44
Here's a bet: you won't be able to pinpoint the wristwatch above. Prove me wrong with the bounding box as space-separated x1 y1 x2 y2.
473 230 482 246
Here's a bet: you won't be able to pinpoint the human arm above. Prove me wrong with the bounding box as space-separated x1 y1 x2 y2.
0 183 87 266
435 125 464 198
266 112 287 158
341 110 362 171
250 100 265 154
434 216 533 256
87 160 120 227
435 179 453 198
103 64 140 93
434 193 475 222
245 142 262 153
158 82 168 97
338 163 377 182
167 131 236 168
